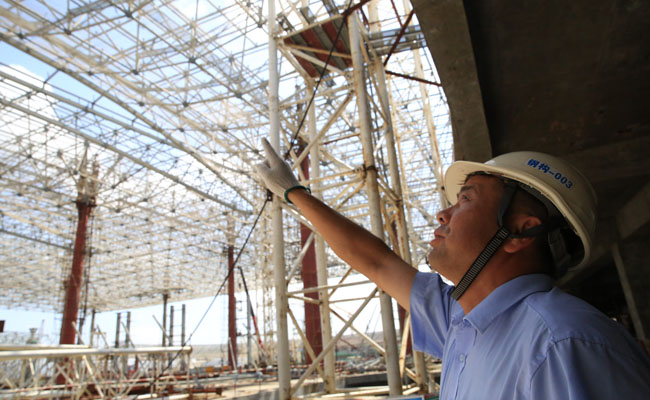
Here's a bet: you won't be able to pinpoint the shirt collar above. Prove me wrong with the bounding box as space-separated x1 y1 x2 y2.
464 274 553 334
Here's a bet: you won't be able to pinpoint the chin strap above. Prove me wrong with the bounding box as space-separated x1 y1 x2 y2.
450 226 511 300
450 182 517 301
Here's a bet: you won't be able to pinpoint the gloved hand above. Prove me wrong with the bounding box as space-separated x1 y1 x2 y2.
254 138 307 202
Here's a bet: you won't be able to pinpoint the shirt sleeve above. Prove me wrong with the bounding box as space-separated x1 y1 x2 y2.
409 271 456 358
529 337 650 399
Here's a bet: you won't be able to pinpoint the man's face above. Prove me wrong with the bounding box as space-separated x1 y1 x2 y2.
427 174 504 283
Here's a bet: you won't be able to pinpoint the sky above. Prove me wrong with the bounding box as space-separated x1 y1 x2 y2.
1 293 229 346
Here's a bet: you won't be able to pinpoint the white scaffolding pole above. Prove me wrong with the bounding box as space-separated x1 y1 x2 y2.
402 1 447 209
308 82 336 393
269 0 290 398
367 2 427 390
349 14 402 396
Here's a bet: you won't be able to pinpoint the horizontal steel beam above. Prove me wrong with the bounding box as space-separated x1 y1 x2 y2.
0 345 192 361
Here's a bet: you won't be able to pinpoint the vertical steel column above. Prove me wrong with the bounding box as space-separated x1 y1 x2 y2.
90 309 96 347
115 312 121 348
349 14 402 396
126 311 131 347
162 293 168 346
228 242 237 368
308 83 336 392
269 0 290 396
124 312 130 372
368 2 426 390
181 304 187 371
170 305 175 346
181 304 186 345
401 0 447 208
299 141 323 364
260 215 275 361
59 199 95 345
247 295 252 367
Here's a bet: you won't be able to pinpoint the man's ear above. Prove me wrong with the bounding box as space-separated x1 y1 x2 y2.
503 215 542 254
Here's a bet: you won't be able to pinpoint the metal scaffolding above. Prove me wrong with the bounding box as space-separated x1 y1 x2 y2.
0 345 192 398
0 0 452 397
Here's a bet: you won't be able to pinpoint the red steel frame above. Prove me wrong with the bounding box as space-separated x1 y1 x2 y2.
300 145 323 364
59 199 94 345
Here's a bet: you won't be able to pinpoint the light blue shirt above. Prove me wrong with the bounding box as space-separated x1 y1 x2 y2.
410 272 650 399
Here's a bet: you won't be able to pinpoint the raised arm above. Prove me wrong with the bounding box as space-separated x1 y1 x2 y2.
254 139 416 309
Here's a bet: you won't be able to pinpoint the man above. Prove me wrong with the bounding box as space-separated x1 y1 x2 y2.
255 139 650 399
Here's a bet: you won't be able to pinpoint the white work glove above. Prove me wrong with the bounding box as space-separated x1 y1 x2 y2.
254 138 309 203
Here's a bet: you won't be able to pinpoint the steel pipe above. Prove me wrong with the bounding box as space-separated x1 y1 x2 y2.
349 14 402 396
0 346 192 361
269 1 290 397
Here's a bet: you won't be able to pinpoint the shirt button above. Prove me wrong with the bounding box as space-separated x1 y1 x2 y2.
459 354 466 363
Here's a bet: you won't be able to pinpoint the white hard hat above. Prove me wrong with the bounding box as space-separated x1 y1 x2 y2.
444 152 597 271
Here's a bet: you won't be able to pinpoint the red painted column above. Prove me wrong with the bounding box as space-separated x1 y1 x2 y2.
299 143 322 364
60 199 94 345
227 244 237 369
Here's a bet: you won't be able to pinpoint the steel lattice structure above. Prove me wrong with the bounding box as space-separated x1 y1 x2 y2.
0 345 192 398
1 0 453 397
0 0 451 345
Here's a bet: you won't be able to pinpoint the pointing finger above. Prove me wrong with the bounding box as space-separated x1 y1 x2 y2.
261 138 283 166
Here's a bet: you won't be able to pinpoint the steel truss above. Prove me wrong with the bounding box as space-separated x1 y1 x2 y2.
0 345 191 399
265 1 450 397
0 0 452 397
